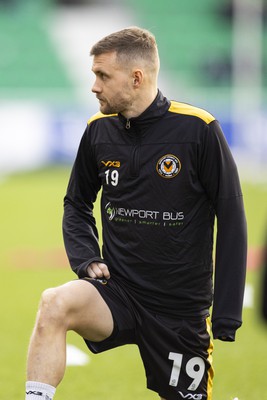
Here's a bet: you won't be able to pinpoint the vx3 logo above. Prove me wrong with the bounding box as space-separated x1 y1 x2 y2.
101 160 121 167
178 393 203 400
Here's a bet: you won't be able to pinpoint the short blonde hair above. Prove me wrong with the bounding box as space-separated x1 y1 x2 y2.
90 26 159 73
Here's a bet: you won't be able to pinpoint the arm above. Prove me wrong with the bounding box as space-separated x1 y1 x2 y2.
63 125 109 278
199 120 247 341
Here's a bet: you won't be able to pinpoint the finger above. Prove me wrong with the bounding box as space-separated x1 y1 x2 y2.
87 262 110 279
87 263 102 278
97 263 111 279
87 265 97 278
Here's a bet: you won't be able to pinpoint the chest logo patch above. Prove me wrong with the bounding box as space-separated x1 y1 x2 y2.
156 154 181 178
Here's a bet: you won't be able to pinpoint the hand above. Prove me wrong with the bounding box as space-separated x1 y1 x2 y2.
86 262 111 280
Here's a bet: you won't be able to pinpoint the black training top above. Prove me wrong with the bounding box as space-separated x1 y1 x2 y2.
63 90 247 341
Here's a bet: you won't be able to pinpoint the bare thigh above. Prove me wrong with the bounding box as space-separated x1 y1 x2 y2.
50 279 114 342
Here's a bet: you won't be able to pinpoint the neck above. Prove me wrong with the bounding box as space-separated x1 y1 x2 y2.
122 87 158 119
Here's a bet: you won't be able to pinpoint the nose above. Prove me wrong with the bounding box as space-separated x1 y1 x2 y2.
91 79 101 94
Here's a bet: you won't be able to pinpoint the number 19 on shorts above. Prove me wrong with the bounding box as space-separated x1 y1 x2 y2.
168 352 205 390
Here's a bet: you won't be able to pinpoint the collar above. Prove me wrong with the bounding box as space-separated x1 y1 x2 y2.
118 90 170 133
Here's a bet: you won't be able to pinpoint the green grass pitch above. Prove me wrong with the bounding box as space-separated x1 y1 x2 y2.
0 167 267 400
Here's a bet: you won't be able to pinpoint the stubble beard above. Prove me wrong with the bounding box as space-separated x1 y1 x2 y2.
98 89 133 115
99 98 129 115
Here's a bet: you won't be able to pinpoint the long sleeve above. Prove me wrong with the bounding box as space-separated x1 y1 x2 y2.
63 126 103 278
199 120 247 341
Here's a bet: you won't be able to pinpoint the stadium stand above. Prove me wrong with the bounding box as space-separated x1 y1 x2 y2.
0 0 75 100
0 0 265 175
1 0 266 99
126 0 267 89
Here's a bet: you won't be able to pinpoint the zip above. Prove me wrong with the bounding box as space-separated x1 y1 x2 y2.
130 137 141 177
125 118 140 176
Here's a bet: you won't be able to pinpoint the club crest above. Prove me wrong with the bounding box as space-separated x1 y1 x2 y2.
156 154 181 178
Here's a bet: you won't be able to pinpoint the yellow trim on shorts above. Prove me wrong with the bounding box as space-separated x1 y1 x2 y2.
206 317 214 400
169 101 215 124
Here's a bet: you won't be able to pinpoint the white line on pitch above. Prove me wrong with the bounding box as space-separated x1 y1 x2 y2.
66 344 90 366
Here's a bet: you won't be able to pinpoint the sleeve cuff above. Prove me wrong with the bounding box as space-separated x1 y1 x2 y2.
212 318 242 342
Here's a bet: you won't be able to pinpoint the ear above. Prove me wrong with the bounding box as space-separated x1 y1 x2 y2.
132 70 143 88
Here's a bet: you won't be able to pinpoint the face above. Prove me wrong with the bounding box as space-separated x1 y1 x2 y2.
91 51 134 115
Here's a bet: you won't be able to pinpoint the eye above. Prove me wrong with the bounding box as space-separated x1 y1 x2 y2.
98 72 108 81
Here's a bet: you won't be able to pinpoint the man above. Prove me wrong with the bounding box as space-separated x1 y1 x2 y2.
25 27 247 400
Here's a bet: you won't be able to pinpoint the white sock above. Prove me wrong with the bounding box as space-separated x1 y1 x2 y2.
25 381 56 400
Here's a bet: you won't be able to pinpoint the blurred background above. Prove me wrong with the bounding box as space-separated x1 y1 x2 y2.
0 0 267 177
0 0 267 399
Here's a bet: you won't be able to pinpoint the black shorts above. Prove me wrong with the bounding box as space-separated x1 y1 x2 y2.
82 277 214 400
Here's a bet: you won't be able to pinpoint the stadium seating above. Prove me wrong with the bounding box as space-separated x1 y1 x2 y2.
127 0 267 89
0 0 266 99
0 0 74 99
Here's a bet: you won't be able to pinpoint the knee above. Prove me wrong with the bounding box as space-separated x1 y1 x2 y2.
37 287 68 328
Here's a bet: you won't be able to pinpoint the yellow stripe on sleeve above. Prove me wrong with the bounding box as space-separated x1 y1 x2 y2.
169 101 215 124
